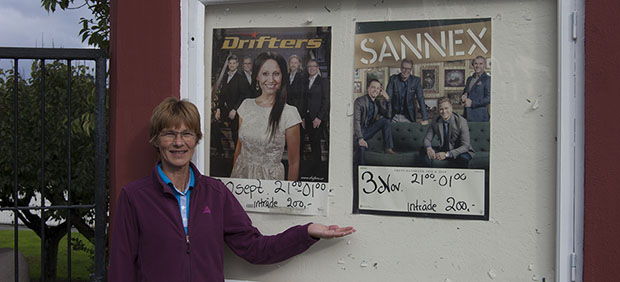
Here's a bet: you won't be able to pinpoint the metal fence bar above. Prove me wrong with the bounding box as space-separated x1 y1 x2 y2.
0 205 96 211
66 59 73 282
92 55 107 282
13 58 19 282
40 59 47 282
0 47 104 60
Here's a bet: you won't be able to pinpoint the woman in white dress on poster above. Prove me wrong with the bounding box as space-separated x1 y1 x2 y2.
231 52 301 180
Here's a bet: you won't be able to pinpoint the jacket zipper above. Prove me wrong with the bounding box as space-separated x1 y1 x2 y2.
186 234 190 254
186 193 192 281
167 192 191 280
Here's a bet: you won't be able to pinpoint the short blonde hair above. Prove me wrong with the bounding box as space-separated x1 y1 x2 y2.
149 97 203 146
472 56 486 66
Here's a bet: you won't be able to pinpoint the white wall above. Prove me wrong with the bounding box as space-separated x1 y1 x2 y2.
201 1 557 281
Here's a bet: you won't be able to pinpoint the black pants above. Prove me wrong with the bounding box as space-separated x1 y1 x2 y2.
358 118 393 165
210 121 225 154
226 114 239 148
305 121 327 169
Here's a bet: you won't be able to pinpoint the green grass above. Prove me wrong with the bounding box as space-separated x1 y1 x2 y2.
0 229 93 281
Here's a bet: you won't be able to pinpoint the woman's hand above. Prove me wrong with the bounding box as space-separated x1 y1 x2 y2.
308 223 356 239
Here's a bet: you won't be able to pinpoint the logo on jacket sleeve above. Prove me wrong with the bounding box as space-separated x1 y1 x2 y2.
202 205 211 214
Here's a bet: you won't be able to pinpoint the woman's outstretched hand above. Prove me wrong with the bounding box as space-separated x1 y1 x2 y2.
308 223 356 239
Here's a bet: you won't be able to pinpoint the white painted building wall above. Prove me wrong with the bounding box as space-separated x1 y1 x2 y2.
196 1 557 281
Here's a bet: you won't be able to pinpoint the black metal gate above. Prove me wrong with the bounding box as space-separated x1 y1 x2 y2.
0 47 107 282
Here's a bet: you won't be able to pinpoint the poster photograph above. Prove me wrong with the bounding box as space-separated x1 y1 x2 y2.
421 65 439 95
444 69 466 87
209 27 332 215
352 18 491 220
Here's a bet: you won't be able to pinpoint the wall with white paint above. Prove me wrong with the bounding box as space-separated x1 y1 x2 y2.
202 1 557 281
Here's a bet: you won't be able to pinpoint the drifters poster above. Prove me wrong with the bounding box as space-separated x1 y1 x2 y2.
352 19 491 220
209 27 331 215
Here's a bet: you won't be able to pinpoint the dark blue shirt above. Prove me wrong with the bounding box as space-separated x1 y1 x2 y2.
399 78 408 114
366 95 375 126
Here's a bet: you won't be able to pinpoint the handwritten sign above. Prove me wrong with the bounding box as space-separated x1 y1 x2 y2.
218 177 329 216
358 166 486 218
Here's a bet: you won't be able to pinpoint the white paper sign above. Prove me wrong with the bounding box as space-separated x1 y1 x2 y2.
219 177 328 216
358 166 486 217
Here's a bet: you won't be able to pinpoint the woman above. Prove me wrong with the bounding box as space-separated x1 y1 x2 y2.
231 51 301 180
109 97 355 281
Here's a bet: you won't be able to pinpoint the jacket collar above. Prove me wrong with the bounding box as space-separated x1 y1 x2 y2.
475 71 489 81
435 112 462 125
397 74 415 83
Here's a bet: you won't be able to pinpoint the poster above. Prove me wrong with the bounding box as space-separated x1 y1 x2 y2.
209 27 331 215
352 19 491 219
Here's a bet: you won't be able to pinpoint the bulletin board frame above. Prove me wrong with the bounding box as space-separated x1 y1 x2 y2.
181 1 585 282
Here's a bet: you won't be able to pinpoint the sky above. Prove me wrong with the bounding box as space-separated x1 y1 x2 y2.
0 0 95 72
0 0 93 48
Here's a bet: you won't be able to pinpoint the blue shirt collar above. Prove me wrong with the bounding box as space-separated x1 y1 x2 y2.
157 163 195 194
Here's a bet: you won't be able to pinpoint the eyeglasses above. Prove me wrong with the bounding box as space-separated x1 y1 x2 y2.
160 130 196 142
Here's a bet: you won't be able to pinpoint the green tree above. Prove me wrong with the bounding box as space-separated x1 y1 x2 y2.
0 60 103 280
41 0 110 54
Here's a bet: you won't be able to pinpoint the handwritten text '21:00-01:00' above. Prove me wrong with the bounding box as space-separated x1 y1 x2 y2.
224 178 328 215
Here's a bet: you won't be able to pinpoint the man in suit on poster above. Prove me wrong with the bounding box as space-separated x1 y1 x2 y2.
386 59 429 124
241 56 255 98
353 79 396 165
303 59 330 172
461 56 491 122
215 55 249 147
423 97 475 168
287 55 306 116
287 55 307 165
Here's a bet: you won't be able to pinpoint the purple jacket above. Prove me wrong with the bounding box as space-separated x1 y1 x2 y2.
109 163 318 281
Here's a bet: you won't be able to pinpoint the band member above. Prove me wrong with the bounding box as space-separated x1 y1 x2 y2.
353 79 396 165
241 56 255 98
461 56 491 122
423 97 475 168
303 59 329 172
214 55 250 147
386 59 428 124
231 52 301 180
287 55 306 116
